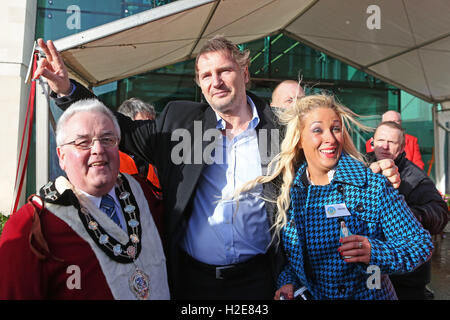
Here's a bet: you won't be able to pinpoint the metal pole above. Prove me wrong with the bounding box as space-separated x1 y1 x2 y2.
432 103 445 193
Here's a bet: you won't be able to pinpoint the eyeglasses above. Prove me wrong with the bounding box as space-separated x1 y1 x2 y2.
60 135 119 150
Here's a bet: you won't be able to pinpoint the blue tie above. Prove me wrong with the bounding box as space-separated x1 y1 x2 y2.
100 194 121 227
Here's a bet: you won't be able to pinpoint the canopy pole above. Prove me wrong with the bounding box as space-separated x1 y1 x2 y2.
433 103 445 193
35 78 50 192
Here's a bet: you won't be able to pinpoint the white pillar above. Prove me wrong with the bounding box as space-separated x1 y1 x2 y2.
0 0 37 214
35 79 50 192
434 102 450 194
433 104 444 193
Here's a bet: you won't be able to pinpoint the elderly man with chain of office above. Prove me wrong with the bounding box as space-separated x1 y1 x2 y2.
33 36 401 300
0 99 169 299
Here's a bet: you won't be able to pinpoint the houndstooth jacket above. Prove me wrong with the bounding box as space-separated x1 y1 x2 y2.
278 153 434 300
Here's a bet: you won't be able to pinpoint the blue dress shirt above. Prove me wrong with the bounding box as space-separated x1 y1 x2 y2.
181 96 271 265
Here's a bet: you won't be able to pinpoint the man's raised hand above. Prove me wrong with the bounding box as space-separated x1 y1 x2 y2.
369 158 401 189
33 39 71 95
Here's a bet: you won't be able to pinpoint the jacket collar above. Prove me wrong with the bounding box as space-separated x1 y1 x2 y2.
248 91 277 131
394 151 407 167
293 153 367 188
203 91 275 131
214 95 260 130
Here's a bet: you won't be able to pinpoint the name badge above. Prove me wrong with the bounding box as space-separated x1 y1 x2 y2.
325 203 351 218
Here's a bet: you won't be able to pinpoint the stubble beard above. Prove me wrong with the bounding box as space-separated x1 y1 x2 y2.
207 92 237 115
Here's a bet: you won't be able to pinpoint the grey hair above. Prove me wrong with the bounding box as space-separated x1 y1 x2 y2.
117 98 156 119
56 99 121 146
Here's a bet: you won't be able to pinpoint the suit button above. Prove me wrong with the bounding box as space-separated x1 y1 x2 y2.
356 204 364 213
336 185 344 194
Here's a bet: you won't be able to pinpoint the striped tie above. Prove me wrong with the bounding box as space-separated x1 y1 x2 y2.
100 194 121 227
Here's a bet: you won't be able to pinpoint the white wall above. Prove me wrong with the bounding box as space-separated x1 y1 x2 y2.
0 1 36 214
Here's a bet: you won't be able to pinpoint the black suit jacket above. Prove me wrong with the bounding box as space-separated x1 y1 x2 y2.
53 80 285 297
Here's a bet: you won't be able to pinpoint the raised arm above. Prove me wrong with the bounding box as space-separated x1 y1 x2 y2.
33 39 159 166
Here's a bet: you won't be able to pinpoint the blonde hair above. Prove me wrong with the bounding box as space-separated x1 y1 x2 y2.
234 94 370 239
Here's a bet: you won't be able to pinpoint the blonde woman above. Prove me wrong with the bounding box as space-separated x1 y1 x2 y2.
236 95 433 300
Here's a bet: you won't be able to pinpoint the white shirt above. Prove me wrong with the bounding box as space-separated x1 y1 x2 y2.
80 188 127 231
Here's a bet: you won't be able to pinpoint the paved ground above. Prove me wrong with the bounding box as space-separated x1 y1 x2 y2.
429 232 450 300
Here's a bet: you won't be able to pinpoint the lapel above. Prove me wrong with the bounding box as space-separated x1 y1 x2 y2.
332 153 367 187
248 92 281 225
174 106 217 222
249 92 280 175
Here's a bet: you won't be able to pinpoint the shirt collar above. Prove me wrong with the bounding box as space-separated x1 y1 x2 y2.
215 95 260 130
79 187 118 209
305 167 336 185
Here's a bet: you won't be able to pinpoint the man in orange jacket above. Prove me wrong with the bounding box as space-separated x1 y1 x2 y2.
117 98 161 190
366 110 424 170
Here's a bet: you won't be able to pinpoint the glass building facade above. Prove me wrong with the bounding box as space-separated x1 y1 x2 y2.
30 0 436 195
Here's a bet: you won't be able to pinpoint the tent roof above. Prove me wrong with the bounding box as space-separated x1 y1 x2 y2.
49 0 450 103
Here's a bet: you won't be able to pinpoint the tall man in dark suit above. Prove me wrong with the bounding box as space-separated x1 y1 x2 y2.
34 36 401 300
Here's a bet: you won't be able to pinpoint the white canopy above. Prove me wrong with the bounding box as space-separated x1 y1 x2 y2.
49 0 450 103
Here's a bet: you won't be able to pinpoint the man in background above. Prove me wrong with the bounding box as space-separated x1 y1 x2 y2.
118 97 156 121
366 110 424 169
117 98 161 191
368 121 449 299
270 80 305 108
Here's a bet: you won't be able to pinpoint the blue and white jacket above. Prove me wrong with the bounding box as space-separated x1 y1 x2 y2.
278 153 433 300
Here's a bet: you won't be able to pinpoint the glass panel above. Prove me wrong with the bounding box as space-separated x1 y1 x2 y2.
117 72 199 113
400 91 435 178
36 0 179 39
48 101 65 181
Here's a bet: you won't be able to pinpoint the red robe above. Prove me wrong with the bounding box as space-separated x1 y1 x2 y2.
0 201 114 299
0 174 167 300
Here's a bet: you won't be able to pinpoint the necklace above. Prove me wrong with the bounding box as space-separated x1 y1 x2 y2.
40 175 151 299
76 174 150 300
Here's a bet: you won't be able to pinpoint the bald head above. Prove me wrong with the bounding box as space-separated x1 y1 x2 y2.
270 80 305 108
382 110 402 125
